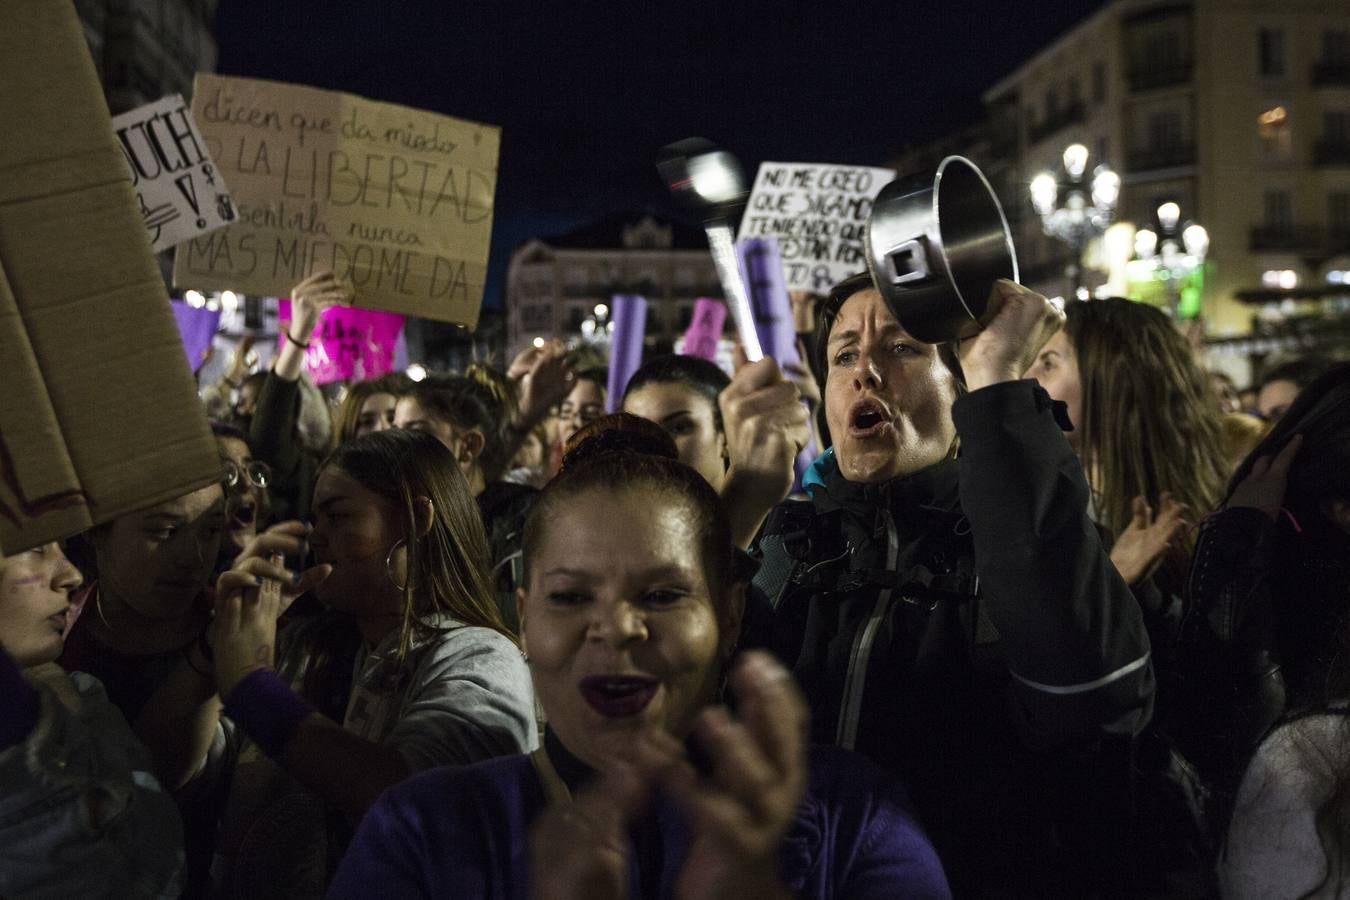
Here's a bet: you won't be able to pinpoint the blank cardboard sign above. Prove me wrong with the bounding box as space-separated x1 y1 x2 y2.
0 0 222 554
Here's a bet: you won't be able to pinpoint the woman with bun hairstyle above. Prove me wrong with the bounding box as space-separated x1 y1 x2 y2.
328 415 951 899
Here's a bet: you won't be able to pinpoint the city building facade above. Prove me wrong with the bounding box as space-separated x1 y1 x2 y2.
504 214 722 359
76 0 218 115
897 0 1350 348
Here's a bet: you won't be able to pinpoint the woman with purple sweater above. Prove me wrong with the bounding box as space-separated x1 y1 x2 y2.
328 418 950 899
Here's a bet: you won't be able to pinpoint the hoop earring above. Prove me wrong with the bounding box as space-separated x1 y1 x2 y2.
385 539 408 592
95 587 114 632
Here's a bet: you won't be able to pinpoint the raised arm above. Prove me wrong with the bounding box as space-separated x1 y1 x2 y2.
955 282 1153 744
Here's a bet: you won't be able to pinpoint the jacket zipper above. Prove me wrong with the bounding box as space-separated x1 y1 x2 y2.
835 507 900 750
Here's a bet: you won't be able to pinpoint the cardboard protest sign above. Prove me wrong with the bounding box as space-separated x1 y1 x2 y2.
174 73 500 328
113 95 236 251
737 162 895 294
276 301 405 385
171 300 223 372
0 0 224 553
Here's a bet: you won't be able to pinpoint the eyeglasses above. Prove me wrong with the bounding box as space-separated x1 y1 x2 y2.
222 460 272 490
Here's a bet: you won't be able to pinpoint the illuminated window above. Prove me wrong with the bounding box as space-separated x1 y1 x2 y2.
1258 106 1292 161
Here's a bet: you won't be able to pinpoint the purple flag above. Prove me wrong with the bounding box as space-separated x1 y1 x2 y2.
737 237 799 367
171 299 221 373
681 298 726 361
606 294 647 412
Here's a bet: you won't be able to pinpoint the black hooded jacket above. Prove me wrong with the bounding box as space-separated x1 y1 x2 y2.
753 380 1154 896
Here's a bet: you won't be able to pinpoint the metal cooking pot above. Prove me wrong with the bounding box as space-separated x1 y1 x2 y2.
865 156 1018 344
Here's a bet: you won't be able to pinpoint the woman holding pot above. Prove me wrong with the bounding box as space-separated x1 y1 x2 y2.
751 273 1154 895
328 420 951 899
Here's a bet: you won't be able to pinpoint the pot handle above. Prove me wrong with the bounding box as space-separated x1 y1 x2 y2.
880 237 932 287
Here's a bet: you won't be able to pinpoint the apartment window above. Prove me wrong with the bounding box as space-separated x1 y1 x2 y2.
1326 111 1350 143
1145 30 1183 71
1259 28 1285 77
1324 30 1350 65
1331 192 1350 238
1045 87 1060 117
1068 77 1082 107
1149 110 1184 149
1258 105 1292 160
1092 63 1106 103
1264 190 1293 234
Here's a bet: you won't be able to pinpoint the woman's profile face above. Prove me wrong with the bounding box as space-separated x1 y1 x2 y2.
557 380 606 448
519 486 727 771
355 392 399 437
309 466 404 617
823 289 959 483
1025 330 1083 446
216 435 266 553
623 383 727 491
0 543 82 668
94 484 226 620
393 396 481 480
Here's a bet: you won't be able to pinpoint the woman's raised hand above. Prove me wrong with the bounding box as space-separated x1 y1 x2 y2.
960 279 1066 392
1227 434 1303 519
213 522 330 697
1109 492 1188 585
529 652 806 900
288 270 355 342
529 733 677 900
667 651 807 900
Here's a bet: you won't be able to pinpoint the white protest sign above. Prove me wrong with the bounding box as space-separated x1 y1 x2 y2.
112 94 235 252
737 162 895 294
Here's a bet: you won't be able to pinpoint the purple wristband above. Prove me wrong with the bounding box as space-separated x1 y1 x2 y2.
0 646 40 752
222 669 316 759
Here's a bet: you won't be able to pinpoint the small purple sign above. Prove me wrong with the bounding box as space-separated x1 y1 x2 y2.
171 299 221 373
277 301 406 385
681 298 727 361
606 294 647 412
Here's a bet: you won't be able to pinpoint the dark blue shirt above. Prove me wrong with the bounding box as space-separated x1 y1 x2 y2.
328 743 950 899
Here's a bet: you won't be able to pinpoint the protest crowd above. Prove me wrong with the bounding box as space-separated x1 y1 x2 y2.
5 7 1350 898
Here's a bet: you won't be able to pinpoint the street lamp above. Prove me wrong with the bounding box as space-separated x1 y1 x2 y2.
1029 143 1120 299
1128 201 1209 316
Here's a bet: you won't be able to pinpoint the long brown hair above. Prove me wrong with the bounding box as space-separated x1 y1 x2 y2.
321 429 511 659
1066 299 1227 577
331 372 414 448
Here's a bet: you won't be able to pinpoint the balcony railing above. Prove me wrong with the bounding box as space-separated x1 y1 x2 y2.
1027 102 1086 145
1313 139 1350 167
1125 143 1196 172
1249 225 1320 252
1312 62 1350 86
1127 62 1193 92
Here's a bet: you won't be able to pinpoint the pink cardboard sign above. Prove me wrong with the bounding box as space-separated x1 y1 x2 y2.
681 298 727 361
277 301 405 385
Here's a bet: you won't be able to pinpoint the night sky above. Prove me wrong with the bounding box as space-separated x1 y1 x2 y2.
214 0 1109 307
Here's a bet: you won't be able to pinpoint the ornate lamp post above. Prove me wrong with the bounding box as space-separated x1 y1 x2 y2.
1029 143 1121 299
1129 201 1209 316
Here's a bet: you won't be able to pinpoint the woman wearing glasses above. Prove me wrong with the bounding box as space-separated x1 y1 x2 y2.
213 422 273 568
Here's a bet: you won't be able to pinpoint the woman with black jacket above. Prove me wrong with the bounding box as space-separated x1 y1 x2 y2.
751 273 1154 895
